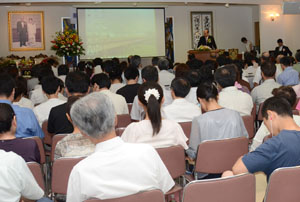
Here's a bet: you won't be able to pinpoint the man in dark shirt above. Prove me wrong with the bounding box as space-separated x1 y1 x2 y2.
275 38 292 57
117 67 140 103
48 71 90 134
0 103 40 163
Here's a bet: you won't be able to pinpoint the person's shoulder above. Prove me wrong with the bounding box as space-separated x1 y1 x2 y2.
50 102 67 112
13 104 35 115
0 150 24 166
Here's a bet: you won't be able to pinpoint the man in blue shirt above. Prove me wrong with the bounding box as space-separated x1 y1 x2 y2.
0 74 43 138
277 56 299 86
223 96 300 179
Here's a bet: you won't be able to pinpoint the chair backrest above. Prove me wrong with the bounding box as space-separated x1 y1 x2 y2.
182 173 255 202
51 134 68 161
179 122 192 141
42 120 54 145
264 166 300 202
24 136 46 164
27 162 45 191
116 127 126 137
116 114 132 128
51 157 84 195
127 103 133 114
84 189 165 202
257 103 264 121
242 115 254 139
195 137 249 174
156 145 185 179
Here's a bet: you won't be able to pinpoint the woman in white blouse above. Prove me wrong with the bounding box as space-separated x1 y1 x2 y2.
121 81 188 149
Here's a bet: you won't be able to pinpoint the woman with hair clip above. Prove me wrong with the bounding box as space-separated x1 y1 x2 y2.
121 82 188 149
186 81 248 162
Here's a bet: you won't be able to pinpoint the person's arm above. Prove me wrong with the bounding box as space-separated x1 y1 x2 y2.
29 110 44 139
130 96 143 121
47 108 55 134
232 156 249 175
287 47 292 56
186 118 201 160
66 168 82 202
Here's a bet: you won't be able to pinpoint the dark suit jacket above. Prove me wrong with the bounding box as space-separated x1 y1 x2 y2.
197 35 217 49
275 45 292 57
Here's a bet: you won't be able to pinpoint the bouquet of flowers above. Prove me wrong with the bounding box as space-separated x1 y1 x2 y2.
51 29 85 57
18 58 35 68
196 45 212 51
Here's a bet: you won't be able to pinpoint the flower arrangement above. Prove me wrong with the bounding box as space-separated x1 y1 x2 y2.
18 58 35 68
196 45 212 51
51 29 85 57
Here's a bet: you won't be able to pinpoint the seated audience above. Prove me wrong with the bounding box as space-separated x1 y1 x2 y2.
129 55 143 84
85 61 94 79
57 64 69 84
122 82 188 149
174 63 190 78
164 78 201 122
66 92 174 201
224 96 300 180
250 86 299 151
251 62 281 112
0 74 43 138
152 56 160 71
185 70 202 105
54 96 95 160
48 58 59 77
116 67 140 103
277 56 299 86
232 60 251 91
93 57 103 74
186 58 203 69
48 71 90 134
34 76 66 126
243 53 257 77
293 51 300 73
0 150 51 202
186 82 248 160
13 76 34 109
27 64 40 92
215 65 253 116
109 64 125 93
0 103 40 163
158 58 175 87
92 73 128 115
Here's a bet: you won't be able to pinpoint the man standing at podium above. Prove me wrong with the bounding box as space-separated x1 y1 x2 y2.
197 29 217 50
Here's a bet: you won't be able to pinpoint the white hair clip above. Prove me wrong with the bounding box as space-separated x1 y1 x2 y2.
144 88 160 103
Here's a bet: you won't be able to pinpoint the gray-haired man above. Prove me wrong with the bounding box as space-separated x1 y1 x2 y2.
66 93 174 202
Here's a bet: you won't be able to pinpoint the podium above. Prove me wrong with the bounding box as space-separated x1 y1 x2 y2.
188 50 219 62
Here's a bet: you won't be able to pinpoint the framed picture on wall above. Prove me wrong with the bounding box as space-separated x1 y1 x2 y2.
165 17 175 63
190 11 213 49
8 11 45 51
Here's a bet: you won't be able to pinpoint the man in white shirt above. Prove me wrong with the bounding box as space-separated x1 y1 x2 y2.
241 37 253 52
164 77 201 122
251 62 281 112
34 76 66 126
158 58 175 87
0 149 50 202
185 70 202 105
91 73 128 115
215 65 253 116
67 93 174 202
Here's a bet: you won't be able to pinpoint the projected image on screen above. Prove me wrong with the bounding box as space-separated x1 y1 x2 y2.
78 8 166 59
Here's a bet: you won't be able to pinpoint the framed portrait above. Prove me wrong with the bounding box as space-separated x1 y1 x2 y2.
165 17 175 63
61 17 76 32
190 12 213 49
8 11 45 51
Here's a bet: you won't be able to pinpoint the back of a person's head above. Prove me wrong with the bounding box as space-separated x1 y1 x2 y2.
171 77 191 98
186 70 201 87
188 53 195 61
214 65 236 88
277 38 283 44
14 76 27 100
70 92 115 138
232 60 244 79
0 103 15 134
244 52 254 66
261 52 270 62
186 58 203 70
216 55 228 67
85 61 94 78
38 67 54 82
130 55 141 68
138 82 163 136
66 95 82 116
91 73 111 89
109 64 122 81
262 96 293 119
119 61 128 72
272 86 297 107
142 65 159 82
241 37 247 43
175 63 190 78
93 57 103 67
41 76 60 95
77 61 86 72
6 65 18 79
197 81 219 101
112 57 120 65
261 62 276 78
47 58 58 66
280 56 292 67
124 67 139 81
158 58 169 71
65 71 90 94
0 74 15 98
199 65 214 83
58 64 69 76
102 60 116 74
152 57 160 66
296 52 300 62
204 60 218 71
31 64 41 78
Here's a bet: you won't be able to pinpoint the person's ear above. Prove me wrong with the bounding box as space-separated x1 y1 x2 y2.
10 88 15 101
12 116 17 129
65 88 71 97
161 96 165 105
114 114 118 127
170 89 175 99
66 113 72 123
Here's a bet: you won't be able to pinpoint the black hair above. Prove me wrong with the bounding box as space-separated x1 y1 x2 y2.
85 61 94 79
0 103 15 134
58 64 69 76
152 57 160 66
296 52 300 62
141 65 158 82
65 71 90 94
216 55 229 67
66 96 82 116
58 78 65 92
204 60 218 71
47 58 58 66
109 64 123 81
6 65 18 79
232 60 244 79
244 52 254 66
0 74 15 97
277 39 283 44
14 76 27 100
272 86 297 107
199 65 214 83
138 82 163 136
102 60 116 74
262 96 293 119
130 55 141 68
197 81 219 101
31 64 41 78
120 61 128 72
175 63 190 78
91 73 111 89
124 67 139 81
280 56 292 67
158 58 169 71
77 61 86 72
38 67 54 82
186 70 201 87
93 58 103 66
186 58 203 70
261 62 276 78
241 37 247 43
188 53 195 61
214 65 236 88
171 77 191 98
41 76 60 95
112 57 120 65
